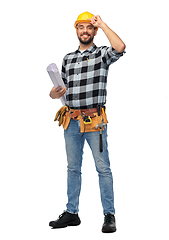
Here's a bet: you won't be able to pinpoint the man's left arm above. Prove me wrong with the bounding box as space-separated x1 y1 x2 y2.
90 15 126 53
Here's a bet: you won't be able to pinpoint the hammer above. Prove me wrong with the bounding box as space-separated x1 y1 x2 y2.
95 123 106 152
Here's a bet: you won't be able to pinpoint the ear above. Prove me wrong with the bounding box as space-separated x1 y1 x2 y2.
94 29 97 36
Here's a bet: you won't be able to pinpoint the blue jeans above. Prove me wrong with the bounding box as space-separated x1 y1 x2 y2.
64 119 115 215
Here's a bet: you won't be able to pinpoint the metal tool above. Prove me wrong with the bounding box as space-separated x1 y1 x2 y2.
95 123 106 152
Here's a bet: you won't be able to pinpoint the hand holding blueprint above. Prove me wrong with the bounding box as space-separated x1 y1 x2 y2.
47 63 66 105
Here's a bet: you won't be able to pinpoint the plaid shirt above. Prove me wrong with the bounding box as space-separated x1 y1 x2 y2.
61 44 125 109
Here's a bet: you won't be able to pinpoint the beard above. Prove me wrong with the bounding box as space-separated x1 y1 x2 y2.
78 32 94 45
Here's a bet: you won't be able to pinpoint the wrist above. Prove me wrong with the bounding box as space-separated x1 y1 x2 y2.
99 21 107 30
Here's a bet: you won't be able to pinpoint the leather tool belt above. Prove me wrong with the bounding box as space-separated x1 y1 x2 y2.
70 108 102 119
54 106 108 133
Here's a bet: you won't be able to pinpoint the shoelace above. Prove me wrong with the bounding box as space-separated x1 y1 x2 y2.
58 211 67 219
104 214 114 223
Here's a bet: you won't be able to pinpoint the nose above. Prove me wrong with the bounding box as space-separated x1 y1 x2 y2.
84 26 88 31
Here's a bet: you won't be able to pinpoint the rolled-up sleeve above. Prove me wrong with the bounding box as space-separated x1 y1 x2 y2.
102 46 126 66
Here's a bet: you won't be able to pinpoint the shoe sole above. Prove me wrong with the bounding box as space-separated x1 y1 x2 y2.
102 226 116 233
50 219 81 229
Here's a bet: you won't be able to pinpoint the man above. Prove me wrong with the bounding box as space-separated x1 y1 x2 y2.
49 12 125 233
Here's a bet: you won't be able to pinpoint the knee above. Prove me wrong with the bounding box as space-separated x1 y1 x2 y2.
95 162 112 177
67 165 82 175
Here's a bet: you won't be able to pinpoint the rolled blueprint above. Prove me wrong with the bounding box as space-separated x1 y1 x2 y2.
47 63 66 105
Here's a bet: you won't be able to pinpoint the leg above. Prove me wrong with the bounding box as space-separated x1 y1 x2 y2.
64 119 85 214
85 125 115 214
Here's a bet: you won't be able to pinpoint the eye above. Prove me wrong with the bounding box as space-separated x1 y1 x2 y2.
78 26 84 30
87 26 93 30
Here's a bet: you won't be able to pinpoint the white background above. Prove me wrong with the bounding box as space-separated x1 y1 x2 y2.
1 0 169 239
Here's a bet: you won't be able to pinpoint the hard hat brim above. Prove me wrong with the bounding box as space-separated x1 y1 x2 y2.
74 20 98 30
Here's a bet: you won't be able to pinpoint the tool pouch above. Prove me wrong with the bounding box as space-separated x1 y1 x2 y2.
79 112 108 133
54 106 70 130
62 111 71 130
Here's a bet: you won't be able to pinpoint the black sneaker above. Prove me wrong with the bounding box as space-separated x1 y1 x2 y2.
49 211 81 229
102 213 116 233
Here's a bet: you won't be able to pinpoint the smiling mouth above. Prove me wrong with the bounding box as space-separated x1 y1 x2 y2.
81 34 90 38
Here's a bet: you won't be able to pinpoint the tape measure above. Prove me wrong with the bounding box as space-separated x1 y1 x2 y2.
83 116 92 124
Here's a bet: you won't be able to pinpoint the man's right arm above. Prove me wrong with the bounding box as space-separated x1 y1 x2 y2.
49 86 67 99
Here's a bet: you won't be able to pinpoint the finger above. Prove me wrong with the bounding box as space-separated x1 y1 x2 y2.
59 88 66 96
56 86 62 91
63 87 67 92
60 87 66 93
90 17 95 22
87 17 95 25
58 91 66 98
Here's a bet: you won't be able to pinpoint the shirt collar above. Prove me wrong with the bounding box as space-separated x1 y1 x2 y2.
76 44 97 54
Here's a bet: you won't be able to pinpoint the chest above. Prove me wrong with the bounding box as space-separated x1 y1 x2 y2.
65 51 107 78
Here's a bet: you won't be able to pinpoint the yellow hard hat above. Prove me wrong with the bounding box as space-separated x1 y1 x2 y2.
74 11 98 30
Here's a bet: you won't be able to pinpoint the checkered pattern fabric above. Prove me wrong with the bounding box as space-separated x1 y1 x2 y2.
61 44 125 109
